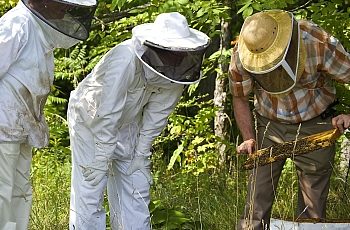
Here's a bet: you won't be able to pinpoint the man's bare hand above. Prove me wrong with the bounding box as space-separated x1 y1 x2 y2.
332 114 350 133
237 139 256 155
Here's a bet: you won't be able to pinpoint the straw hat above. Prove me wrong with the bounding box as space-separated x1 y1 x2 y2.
238 10 294 72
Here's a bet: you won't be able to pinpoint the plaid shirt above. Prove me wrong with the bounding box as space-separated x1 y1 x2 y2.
229 20 350 124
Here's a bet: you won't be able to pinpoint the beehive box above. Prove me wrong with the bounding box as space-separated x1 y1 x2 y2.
270 218 350 229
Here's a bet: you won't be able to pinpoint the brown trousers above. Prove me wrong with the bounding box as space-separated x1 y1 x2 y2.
237 114 335 230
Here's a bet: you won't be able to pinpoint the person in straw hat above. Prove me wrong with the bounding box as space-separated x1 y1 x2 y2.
67 12 210 229
229 9 350 229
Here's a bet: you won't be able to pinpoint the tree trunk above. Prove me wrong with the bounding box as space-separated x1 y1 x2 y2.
340 138 350 178
214 18 231 165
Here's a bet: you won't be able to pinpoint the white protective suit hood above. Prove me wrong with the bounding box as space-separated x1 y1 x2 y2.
22 0 97 46
132 12 210 85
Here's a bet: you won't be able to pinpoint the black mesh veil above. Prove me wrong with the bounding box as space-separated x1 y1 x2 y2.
22 0 97 40
251 17 300 94
140 40 209 84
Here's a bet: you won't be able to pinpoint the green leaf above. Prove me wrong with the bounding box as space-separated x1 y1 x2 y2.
196 8 206 17
192 136 205 145
243 6 254 18
252 2 262 11
170 125 182 135
178 0 189 5
237 1 252 14
167 144 184 170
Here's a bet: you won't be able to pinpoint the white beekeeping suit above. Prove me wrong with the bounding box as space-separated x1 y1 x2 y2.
68 12 210 230
0 0 97 229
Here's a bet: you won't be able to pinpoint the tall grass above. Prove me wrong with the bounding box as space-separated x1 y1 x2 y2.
29 147 350 229
30 150 71 229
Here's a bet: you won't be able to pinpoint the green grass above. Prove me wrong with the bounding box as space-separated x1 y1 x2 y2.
29 150 350 229
30 150 71 230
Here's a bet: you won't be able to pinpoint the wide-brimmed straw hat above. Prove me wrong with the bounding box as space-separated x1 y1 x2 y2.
238 10 294 73
132 12 210 50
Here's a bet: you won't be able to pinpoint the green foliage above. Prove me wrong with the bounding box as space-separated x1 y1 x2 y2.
154 96 220 175
30 150 71 229
305 0 350 51
151 166 248 229
334 83 350 115
236 0 299 18
150 200 194 229
0 0 16 14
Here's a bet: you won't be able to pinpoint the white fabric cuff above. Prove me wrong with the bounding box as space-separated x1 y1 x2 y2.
135 135 153 157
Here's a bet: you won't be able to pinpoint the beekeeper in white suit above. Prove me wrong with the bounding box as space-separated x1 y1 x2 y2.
68 12 210 229
0 0 97 229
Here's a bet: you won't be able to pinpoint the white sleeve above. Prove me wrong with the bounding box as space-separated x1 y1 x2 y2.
88 47 135 159
0 13 27 79
135 84 184 156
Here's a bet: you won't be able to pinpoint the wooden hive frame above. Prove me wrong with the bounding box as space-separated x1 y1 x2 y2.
243 128 341 170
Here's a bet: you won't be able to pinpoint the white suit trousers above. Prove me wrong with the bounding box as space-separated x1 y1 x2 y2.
0 143 32 230
69 121 151 230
